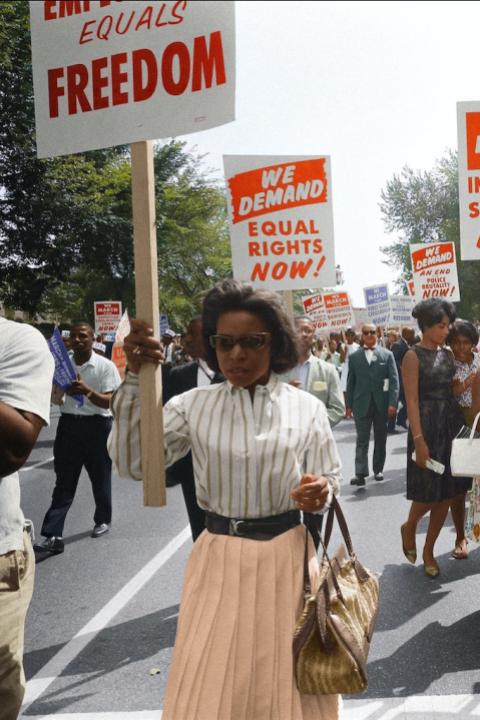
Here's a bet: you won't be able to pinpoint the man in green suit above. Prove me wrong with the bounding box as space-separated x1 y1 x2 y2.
281 317 345 427
346 323 399 486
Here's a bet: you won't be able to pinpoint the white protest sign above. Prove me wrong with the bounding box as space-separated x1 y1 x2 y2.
322 291 354 331
30 1 235 158
410 242 460 302
363 284 390 325
115 309 131 343
388 295 415 327
223 155 336 291
94 300 122 335
353 307 369 331
457 101 480 260
302 293 329 334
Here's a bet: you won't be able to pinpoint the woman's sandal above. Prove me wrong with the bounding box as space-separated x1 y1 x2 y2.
400 523 417 564
452 538 468 560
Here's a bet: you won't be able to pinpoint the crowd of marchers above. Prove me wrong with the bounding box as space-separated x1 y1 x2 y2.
2 285 480 719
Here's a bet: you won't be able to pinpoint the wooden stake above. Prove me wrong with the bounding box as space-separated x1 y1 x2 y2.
131 141 166 507
283 290 294 320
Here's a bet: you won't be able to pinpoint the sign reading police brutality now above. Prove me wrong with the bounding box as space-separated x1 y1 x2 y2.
29 1 235 157
410 242 460 302
223 155 336 291
457 102 480 260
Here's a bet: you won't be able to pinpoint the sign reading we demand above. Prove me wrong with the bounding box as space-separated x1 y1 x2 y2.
224 155 336 291
410 241 460 302
30 1 235 157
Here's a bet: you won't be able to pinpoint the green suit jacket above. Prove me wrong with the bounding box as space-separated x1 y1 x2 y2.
346 346 399 418
281 356 345 427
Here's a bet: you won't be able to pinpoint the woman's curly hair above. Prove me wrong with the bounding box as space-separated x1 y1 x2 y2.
202 279 299 374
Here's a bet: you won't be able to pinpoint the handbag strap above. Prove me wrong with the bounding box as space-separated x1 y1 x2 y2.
471 411 480 439
323 495 355 557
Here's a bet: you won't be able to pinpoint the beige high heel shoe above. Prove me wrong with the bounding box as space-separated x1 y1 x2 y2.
400 523 417 564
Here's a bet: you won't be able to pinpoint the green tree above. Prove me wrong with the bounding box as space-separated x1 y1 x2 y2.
380 151 480 320
0 1 231 327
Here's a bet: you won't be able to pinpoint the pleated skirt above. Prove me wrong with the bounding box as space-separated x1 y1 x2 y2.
162 524 341 720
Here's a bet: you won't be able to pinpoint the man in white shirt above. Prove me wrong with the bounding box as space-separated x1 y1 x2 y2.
0 318 54 717
35 322 121 557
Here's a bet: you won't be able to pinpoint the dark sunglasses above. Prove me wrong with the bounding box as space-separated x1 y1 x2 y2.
209 333 271 351
362 330 377 336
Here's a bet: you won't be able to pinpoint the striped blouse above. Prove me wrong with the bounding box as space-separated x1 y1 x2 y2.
108 371 341 519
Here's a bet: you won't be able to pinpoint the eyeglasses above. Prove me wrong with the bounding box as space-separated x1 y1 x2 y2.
362 330 377 336
209 333 271 351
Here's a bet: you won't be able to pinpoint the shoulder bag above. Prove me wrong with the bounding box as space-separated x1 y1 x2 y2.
451 411 480 477
293 496 379 695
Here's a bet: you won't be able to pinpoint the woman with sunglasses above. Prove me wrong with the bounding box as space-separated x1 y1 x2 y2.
108 279 341 720
400 299 471 578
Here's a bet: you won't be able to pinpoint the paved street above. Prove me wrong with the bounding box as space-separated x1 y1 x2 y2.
19 410 480 719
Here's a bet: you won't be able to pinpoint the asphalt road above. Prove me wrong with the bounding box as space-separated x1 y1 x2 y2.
18 410 480 719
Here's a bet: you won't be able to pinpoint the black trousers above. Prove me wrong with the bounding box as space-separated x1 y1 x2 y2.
354 400 388 477
41 414 113 538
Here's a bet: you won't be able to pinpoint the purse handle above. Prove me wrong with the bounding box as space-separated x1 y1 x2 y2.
470 411 480 440
323 495 355 558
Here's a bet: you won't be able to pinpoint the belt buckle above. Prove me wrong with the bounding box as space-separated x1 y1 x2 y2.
229 519 246 536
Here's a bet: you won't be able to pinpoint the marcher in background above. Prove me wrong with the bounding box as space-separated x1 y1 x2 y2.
387 327 416 433
400 300 471 578
93 341 106 357
163 317 223 540
34 322 121 559
325 338 342 374
449 320 480 558
0 317 54 718
109 279 341 720
386 330 399 349
346 323 399 486
282 316 345 427
161 328 176 363
339 327 360 403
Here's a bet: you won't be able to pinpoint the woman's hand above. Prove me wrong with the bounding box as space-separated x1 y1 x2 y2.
291 473 330 512
413 436 430 469
124 319 164 374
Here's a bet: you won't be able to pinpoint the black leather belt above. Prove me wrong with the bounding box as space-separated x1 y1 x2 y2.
205 510 301 541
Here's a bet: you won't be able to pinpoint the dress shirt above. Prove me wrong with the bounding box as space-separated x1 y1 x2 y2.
61 351 121 417
364 345 378 365
294 357 311 390
197 359 215 387
108 373 341 519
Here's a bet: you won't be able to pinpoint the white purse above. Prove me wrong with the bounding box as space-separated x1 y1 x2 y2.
451 412 480 477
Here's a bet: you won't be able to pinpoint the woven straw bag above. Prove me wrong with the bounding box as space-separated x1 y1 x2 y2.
293 497 379 694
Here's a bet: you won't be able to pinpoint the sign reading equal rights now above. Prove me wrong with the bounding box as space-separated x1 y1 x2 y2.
223 155 336 291
30 1 235 157
410 241 460 302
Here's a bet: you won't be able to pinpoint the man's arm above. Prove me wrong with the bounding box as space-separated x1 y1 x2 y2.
0 402 44 477
345 354 356 414
325 364 346 427
387 351 400 408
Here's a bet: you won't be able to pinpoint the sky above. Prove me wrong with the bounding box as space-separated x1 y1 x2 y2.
178 0 476 306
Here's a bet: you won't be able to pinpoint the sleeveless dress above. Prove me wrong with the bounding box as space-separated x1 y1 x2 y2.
406 346 472 502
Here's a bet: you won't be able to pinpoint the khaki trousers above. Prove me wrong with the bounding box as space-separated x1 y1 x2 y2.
0 533 35 720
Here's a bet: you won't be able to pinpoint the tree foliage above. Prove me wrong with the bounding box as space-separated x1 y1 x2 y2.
0 1 231 329
380 151 480 320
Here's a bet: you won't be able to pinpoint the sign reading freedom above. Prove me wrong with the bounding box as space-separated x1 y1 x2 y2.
30 1 235 157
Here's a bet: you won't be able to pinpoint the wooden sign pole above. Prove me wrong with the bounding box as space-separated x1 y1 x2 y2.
283 290 295 320
131 141 166 507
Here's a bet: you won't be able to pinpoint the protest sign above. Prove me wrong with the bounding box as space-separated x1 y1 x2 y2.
406 279 415 297
457 102 480 260
30 1 236 507
353 307 369 331
160 314 170 336
389 295 415 327
111 342 127 381
322 291 354 331
48 327 83 405
410 242 460 302
94 301 122 335
364 284 390 325
223 155 336 291
115 309 131 343
302 293 329 334
29 1 236 158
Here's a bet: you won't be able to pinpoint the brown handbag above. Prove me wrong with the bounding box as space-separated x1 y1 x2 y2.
293 496 379 695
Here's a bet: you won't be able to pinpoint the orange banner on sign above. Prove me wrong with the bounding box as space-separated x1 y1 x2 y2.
466 112 480 171
227 158 328 224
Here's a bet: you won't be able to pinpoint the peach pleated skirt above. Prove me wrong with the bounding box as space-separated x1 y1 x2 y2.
162 524 341 720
